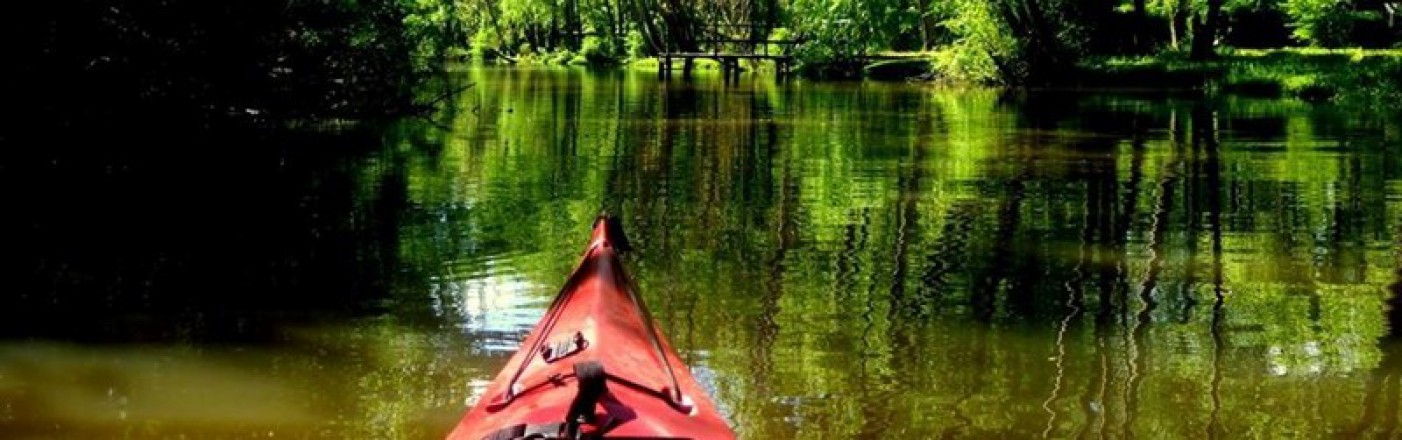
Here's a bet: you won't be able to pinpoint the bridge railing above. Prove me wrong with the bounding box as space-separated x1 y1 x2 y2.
690 23 807 58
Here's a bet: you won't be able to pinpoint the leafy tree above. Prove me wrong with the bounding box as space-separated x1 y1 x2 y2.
1191 0 1227 59
20 0 437 120
1281 0 1355 46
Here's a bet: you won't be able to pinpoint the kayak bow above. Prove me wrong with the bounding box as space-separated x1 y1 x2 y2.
447 216 735 440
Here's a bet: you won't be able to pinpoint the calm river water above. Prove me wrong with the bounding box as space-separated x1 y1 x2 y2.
4 67 1402 438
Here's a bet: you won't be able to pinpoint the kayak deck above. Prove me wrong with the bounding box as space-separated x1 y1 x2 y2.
446 217 734 440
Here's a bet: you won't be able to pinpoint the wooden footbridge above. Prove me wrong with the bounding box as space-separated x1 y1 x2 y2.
654 24 928 80
656 24 804 80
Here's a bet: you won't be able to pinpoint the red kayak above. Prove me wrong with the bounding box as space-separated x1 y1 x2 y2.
447 216 736 440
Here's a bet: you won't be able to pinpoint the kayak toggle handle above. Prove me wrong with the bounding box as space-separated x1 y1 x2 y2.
539 332 588 363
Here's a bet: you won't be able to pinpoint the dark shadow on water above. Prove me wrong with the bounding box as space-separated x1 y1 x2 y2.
1 119 420 344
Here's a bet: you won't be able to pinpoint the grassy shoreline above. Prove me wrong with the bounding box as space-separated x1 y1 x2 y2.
1077 49 1402 105
466 48 1402 108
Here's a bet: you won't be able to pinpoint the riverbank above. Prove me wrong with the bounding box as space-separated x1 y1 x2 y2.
1072 49 1402 105
465 48 1402 109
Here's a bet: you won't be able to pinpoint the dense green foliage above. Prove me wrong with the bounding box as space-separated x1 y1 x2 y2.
16 0 1402 120
432 0 1399 83
20 0 445 121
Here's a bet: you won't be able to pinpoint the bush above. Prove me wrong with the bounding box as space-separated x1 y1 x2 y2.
446 46 472 61
470 28 500 61
1282 0 1353 46
625 30 649 60
932 45 1000 84
547 49 574 65
580 36 619 65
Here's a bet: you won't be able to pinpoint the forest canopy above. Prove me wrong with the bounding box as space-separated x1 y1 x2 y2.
15 0 1402 121
444 0 1401 79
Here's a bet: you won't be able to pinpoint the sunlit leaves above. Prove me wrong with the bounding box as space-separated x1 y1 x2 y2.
1281 0 1354 45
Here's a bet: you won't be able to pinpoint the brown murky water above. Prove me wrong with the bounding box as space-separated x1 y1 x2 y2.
5 67 1402 438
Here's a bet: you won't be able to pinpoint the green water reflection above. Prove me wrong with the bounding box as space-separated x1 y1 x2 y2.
5 67 1402 438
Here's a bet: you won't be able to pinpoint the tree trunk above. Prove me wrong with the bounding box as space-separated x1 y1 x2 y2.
985 0 1081 83
918 0 933 51
613 0 623 41
564 0 581 51
1190 0 1223 60
630 0 665 54
657 0 699 53
1169 1 1187 50
1133 0 1147 52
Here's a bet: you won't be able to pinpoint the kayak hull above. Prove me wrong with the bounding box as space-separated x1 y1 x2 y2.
447 218 734 440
